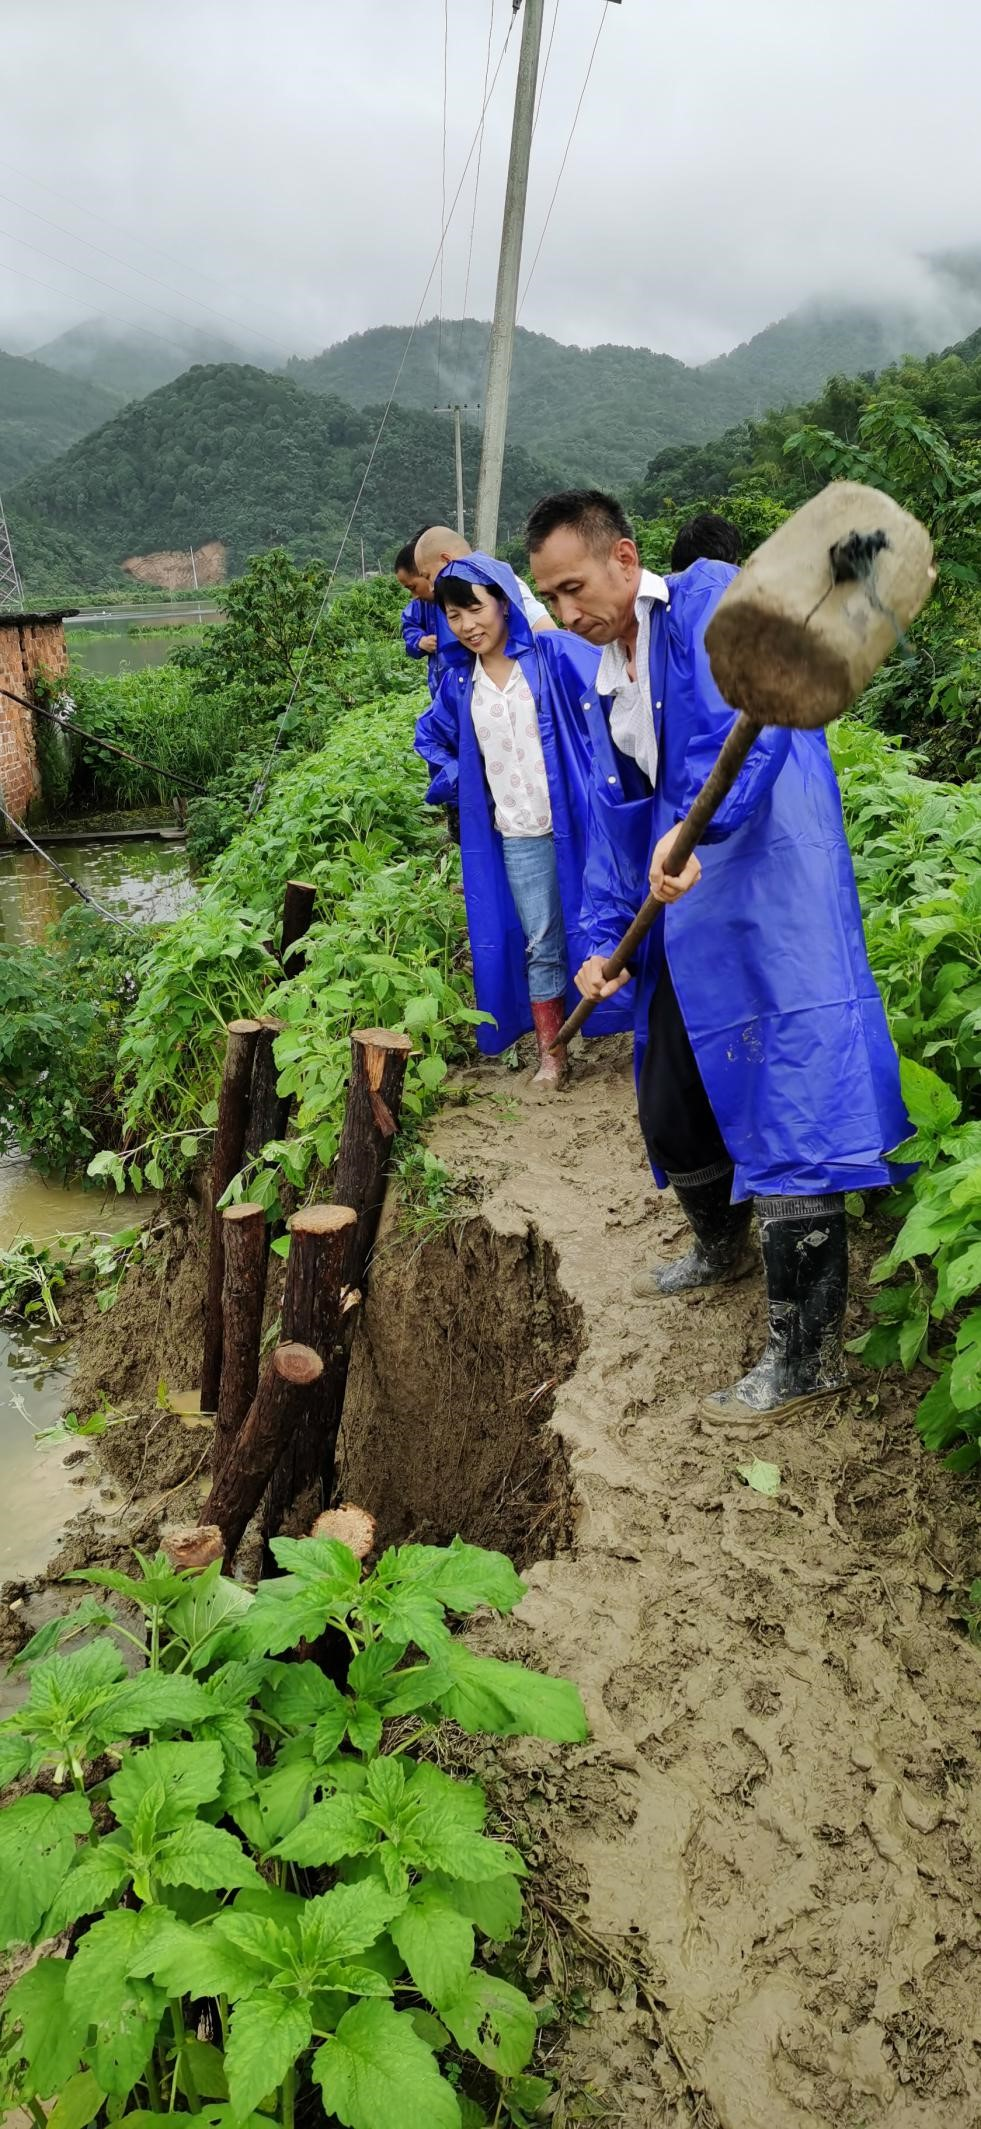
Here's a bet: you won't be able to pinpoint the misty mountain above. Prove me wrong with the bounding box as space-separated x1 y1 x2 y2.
29 318 278 404
0 348 121 487
7 363 559 601
288 265 981 490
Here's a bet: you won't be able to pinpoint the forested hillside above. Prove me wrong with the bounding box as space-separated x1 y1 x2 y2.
287 272 981 488
30 318 276 402
7 363 558 599
627 343 981 783
0 348 120 485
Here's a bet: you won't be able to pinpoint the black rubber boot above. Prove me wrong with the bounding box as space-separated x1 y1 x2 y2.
632 1160 755 1299
701 1195 849 1429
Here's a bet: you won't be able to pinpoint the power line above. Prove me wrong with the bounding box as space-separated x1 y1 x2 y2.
436 0 450 394
5 686 209 793
0 256 236 365
0 797 132 926
0 186 289 362
0 220 277 372
457 0 496 363
532 0 561 136
248 5 520 817
518 4 608 317
0 152 297 350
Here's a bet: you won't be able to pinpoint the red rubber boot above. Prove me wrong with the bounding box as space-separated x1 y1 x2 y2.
530 996 568 1090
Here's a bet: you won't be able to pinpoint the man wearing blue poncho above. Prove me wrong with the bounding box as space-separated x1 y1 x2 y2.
414 551 633 1087
528 490 911 1428
396 533 441 700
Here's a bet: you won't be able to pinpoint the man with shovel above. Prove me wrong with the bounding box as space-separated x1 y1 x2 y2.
526 488 910 1429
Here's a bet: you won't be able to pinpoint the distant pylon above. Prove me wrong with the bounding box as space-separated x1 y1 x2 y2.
0 492 23 612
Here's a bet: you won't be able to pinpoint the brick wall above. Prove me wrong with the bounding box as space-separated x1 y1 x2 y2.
0 617 69 829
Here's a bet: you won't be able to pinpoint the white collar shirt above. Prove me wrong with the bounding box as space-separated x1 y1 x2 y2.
595 568 670 787
470 659 552 838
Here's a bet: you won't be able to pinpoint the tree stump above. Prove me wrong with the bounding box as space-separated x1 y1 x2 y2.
262 1205 357 1538
200 1019 263 1413
243 1017 290 1166
333 1029 414 1287
202 1342 323 1564
213 1204 267 1477
280 880 317 968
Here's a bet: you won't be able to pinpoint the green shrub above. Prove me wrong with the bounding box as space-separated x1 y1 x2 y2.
0 1537 587 2129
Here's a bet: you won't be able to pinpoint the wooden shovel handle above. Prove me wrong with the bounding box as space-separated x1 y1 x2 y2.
551 713 758 1050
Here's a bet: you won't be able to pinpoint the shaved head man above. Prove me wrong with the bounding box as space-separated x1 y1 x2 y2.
415 525 554 631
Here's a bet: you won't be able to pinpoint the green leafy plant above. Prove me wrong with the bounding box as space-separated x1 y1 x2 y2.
847 1059 981 1469
0 1537 588 2129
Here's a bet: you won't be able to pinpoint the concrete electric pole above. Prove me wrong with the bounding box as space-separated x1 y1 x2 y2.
473 0 545 555
434 403 468 534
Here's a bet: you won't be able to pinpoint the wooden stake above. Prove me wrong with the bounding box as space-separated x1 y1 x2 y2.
213 1203 267 1476
202 1342 323 1563
243 1017 290 1166
262 1204 357 1538
200 1019 263 1413
280 880 317 968
333 1028 414 1287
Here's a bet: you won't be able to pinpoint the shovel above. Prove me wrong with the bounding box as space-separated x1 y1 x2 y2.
551 481 935 1052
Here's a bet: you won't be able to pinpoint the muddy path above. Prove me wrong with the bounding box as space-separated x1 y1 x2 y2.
9 1032 980 2125
349 1038 981 2128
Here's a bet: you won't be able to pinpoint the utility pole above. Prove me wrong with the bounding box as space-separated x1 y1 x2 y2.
434 403 468 535
474 0 545 554
0 493 23 613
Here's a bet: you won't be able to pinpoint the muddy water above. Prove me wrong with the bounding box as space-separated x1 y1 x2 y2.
0 834 190 1578
0 837 194 947
0 1166 151 1579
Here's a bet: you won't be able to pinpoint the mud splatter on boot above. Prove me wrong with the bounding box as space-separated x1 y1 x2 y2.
701 1194 848 1430
633 1161 755 1298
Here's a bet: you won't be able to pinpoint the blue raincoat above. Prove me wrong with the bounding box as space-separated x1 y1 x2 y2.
415 554 635 1054
579 557 911 1200
400 597 441 698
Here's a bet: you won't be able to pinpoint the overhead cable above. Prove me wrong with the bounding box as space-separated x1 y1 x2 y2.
247 4 521 815
518 4 608 316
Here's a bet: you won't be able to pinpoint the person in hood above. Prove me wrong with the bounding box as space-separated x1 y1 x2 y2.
414 551 632 1088
415 526 555 632
527 488 911 1428
396 530 440 698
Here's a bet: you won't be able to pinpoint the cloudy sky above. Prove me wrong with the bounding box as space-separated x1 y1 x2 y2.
2 0 979 366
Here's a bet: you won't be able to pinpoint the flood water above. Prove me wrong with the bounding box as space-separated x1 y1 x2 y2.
0 831 192 1580
0 835 195 946
68 608 220 678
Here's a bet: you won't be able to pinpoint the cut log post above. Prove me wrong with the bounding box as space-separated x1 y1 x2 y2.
200 1019 263 1413
162 1526 224 1573
262 1205 357 1539
280 880 317 969
202 1342 323 1564
213 1203 267 1477
243 1017 290 1166
333 1028 414 1287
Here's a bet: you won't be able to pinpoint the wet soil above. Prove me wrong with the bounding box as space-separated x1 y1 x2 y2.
8 1031 981 2126
404 1037 981 2129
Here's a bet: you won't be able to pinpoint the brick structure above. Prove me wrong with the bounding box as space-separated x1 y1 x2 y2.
0 611 73 831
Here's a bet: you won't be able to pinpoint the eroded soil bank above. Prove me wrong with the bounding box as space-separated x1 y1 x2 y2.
409 1039 981 2128
7 1033 981 2126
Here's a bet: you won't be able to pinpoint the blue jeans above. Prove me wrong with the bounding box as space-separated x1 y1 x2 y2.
500 833 567 1003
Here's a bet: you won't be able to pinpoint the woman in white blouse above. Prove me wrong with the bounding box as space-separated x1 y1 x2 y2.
414 552 633 1087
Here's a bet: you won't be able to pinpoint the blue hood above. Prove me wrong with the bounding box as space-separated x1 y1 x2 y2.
433 552 535 669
